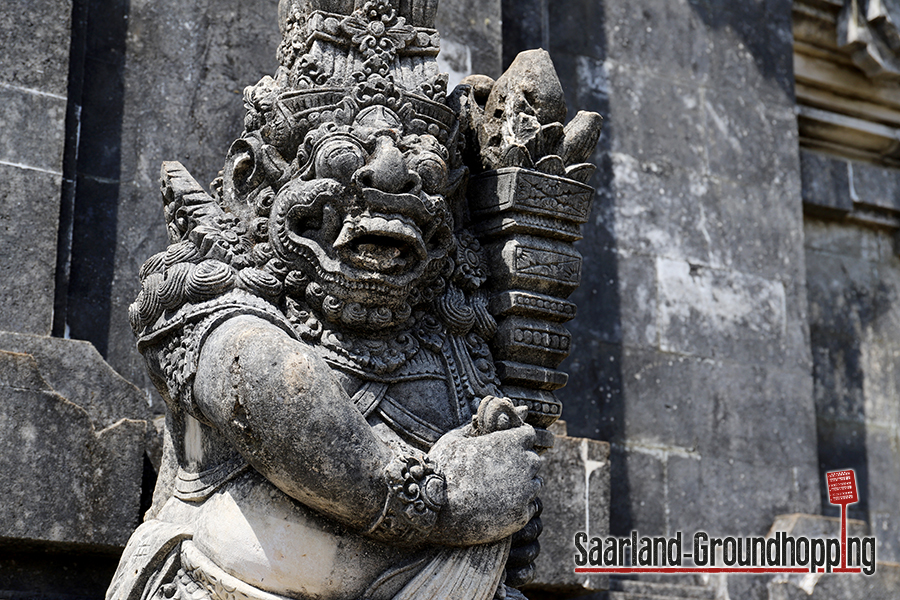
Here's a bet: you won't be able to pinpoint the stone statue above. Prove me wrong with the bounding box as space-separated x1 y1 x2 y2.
108 2 601 599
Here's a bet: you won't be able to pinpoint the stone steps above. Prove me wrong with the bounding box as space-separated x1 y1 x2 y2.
607 578 716 600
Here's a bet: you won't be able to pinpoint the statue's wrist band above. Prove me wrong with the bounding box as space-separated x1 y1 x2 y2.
366 454 446 544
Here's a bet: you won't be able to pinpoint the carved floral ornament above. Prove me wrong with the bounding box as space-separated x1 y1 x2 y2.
840 0 900 80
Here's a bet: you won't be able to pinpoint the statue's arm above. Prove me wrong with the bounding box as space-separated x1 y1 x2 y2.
193 313 543 546
192 314 393 530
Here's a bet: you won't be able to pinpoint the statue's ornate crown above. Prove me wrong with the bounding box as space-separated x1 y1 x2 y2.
276 0 446 99
233 0 456 180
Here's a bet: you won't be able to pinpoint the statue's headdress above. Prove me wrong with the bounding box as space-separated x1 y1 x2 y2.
276 0 445 95
224 0 460 222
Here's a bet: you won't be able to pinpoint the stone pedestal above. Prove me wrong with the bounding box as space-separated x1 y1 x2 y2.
527 421 610 596
0 333 150 599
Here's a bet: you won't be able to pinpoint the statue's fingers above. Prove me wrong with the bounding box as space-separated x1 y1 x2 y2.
515 424 537 450
523 451 543 478
507 538 541 565
511 514 543 545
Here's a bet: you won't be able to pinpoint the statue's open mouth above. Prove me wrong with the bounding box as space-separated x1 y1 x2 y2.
333 214 427 274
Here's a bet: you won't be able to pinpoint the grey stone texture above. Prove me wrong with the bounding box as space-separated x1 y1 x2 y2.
0 85 67 174
0 332 152 431
0 334 148 548
526 421 610 595
804 218 900 563
87 0 281 403
801 148 900 217
435 0 502 85
0 0 73 97
539 0 821 565
0 0 70 336
0 165 64 335
800 150 853 215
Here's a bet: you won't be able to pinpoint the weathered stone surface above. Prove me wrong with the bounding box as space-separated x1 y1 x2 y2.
600 0 709 84
0 330 150 562
0 0 70 337
542 2 819 574
866 425 900 563
0 164 62 335
656 258 786 363
839 0 900 81
805 218 900 563
0 349 145 548
668 455 820 541
527 421 610 595
836 158 900 215
486 49 567 126
0 332 152 428
0 0 73 97
795 1 900 167
608 445 668 537
590 354 820 541
0 85 67 173
605 65 706 172
704 90 799 187
435 0 501 85
801 149 900 217
800 150 853 214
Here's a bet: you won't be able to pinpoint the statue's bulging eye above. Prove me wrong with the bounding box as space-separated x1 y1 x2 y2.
315 138 365 181
411 154 448 194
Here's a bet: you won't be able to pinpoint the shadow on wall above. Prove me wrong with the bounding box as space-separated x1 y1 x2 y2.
688 0 795 100
55 0 131 357
806 239 893 523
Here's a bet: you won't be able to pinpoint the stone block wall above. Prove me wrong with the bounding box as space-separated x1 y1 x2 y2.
509 0 822 557
0 338 149 599
0 3 153 598
804 173 900 564
0 0 70 336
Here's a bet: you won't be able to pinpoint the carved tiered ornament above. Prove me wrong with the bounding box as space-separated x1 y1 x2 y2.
109 2 601 599
840 0 900 80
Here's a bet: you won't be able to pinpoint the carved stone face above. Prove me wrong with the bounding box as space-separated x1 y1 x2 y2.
268 105 456 324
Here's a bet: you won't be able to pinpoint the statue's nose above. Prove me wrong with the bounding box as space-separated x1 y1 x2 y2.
353 137 422 195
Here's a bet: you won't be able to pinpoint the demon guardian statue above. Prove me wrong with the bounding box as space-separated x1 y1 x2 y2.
109 1 601 599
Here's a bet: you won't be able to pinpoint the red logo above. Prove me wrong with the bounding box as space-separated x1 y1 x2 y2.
826 470 858 505
826 469 860 572
573 468 876 575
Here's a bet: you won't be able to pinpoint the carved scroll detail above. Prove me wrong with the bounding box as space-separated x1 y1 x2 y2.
840 0 900 80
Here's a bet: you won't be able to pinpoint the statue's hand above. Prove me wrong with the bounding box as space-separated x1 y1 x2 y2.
427 424 543 546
